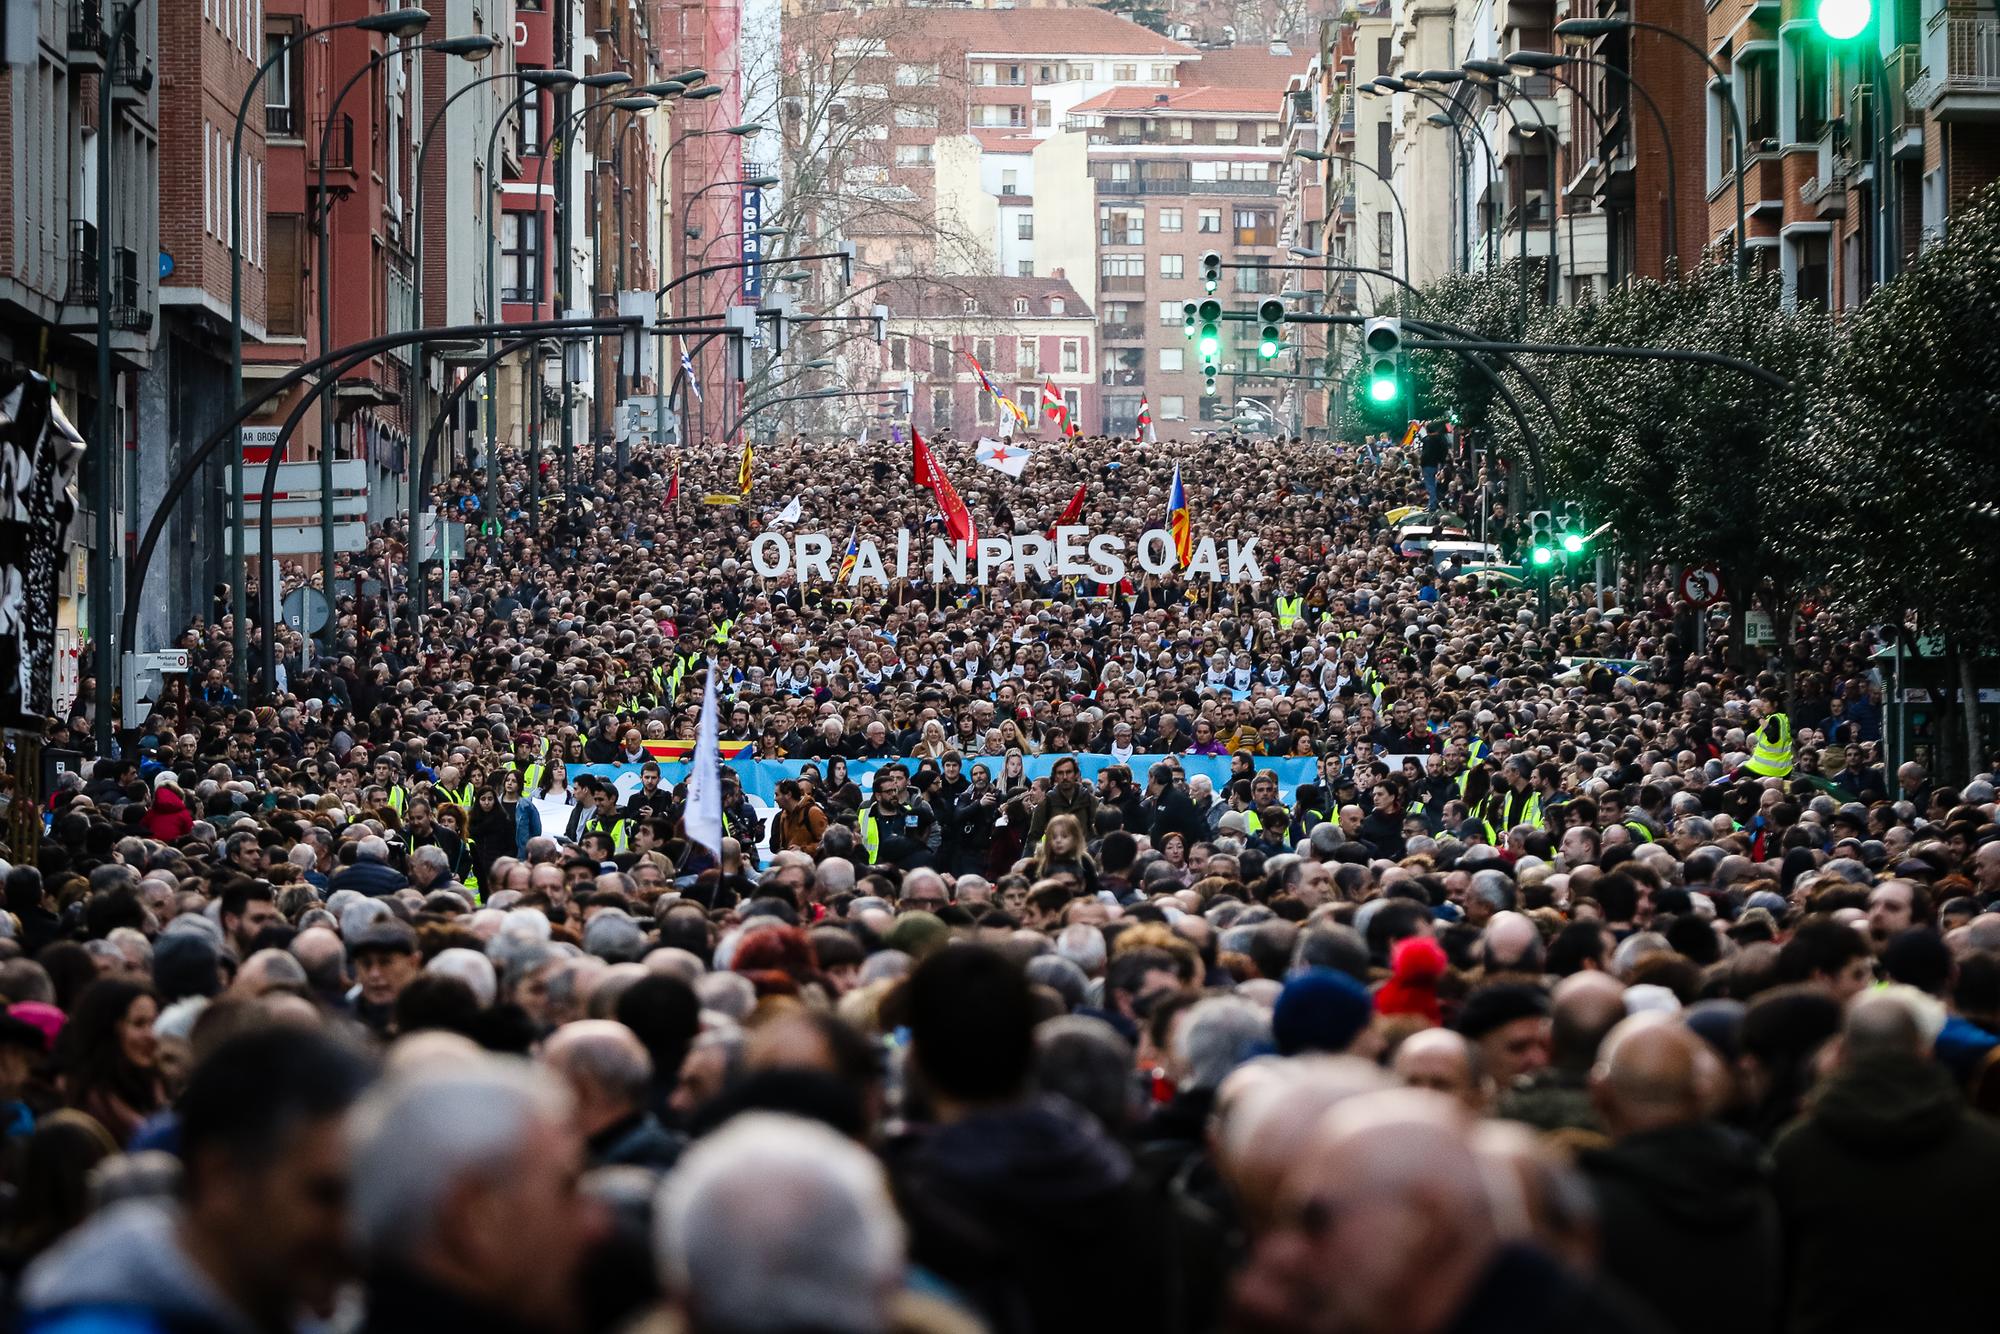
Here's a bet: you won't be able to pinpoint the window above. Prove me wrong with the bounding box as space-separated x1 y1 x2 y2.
266 214 303 335
1159 254 1184 280
1063 389 1081 421
1001 169 1019 195
1105 301 1132 326
1160 207 1183 233
1377 212 1395 271
1017 260 1035 276
895 63 939 86
895 144 934 167
894 106 939 129
1783 29 1829 144
1740 47 1778 145
1707 80 1733 189
500 210 542 301
1377 121 1392 178
1038 64 1057 81
1784 228 1830 310
1014 297 1029 314
1061 340 1080 373
1159 347 1184 372
1166 118 1193 141
1035 102 1052 128
933 343 953 377
1160 395 1184 420
1159 300 1182 326
1098 206 1143 245
203 124 214 238
1019 338 1037 375
1049 297 1065 314
1193 161 1271 182
890 337 908 371
1235 208 1276 246
1198 209 1222 233
1376 37 1392 79
1113 64 1137 81
264 30 300 137
973 104 1026 128
1100 254 1145 279
516 81 545 158
1007 64 1024 84
1151 64 1175 82
1017 212 1034 239
1234 261 1272 293
1214 120 1240 142
932 388 953 429
976 390 995 424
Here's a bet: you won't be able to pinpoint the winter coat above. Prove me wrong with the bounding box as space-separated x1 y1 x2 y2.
1771 1054 2000 1334
1582 1120 1781 1334
139 788 194 842
887 1098 1171 1334
19 1200 253 1334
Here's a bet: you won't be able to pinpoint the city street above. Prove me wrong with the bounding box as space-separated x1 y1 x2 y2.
0 0 1998 1330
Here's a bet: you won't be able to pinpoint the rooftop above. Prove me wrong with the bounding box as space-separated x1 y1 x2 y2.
881 274 1095 321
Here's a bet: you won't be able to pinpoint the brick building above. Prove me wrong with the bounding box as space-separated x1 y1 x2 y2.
1066 47 1301 433
0 0 160 650
877 274 1096 440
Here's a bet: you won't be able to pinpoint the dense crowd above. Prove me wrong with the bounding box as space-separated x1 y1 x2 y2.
1 418 1996 1334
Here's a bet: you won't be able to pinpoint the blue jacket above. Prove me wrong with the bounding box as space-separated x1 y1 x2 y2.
327 860 410 898
515 800 544 850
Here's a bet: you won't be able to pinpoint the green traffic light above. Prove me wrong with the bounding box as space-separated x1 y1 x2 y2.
1258 337 1279 359
1561 532 1585 555
1198 326 1221 359
1815 0 1870 39
1367 375 1398 403
1531 545 1555 567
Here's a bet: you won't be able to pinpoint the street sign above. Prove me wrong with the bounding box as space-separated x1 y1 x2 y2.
121 650 190 729
283 588 331 635
143 649 191 673
241 425 282 464
1679 565 1722 606
240 522 368 556
417 516 466 562
239 460 367 497
1745 609 1778 647
256 496 370 522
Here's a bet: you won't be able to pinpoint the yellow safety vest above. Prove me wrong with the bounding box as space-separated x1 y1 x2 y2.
1623 819 1656 844
1746 714 1794 778
859 807 881 863
583 813 628 853
1276 596 1303 630
437 783 473 809
385 786 408 816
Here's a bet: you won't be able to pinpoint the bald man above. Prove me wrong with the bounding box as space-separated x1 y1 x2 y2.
1391 1028 1484 1111
540 1020 684 1172
1233 1088 1654 1334
1580 1018 1778 1334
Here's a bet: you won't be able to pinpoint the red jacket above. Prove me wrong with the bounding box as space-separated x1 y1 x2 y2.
140 787 194 842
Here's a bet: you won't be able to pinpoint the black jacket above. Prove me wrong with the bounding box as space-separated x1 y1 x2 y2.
360 1266 557 1334
1582 1120 1780 1334
586 1111 685 1173
887 1099 1172 1334
1771 1055 2000 1334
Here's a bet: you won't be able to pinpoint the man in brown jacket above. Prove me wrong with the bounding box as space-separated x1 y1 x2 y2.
771 779 828 855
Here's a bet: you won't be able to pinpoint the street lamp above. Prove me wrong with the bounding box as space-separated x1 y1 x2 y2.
221 5 431 688
1461 63 1563 307
1295 147 1410 287
312 28 496 650
1555 15 1747 278
684 84 724 99
1506 48 1681 273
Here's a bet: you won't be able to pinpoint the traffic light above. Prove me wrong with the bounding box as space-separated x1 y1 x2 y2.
1182 300 1198 337
1527 509 1555 568
1257 299 1285 360
1196 299 1223 364
1200 250 1222 294
1556 505 1588 557
1814 0 1870 39
1202 366 1218 397
1362 316 1402 405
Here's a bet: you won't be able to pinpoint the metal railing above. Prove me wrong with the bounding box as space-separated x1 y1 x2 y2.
109 4 148 97
311 114 355 172
266 103 298 138
110 246 150 333
66 219 98 304
67 0 107 55
1097 272 1148 291
1099 323 1145 341
1912 12 2000 105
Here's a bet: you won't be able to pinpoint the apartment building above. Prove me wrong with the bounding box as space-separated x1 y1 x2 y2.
1067 51 1301 432
0 0 160 646
877 275 1096 439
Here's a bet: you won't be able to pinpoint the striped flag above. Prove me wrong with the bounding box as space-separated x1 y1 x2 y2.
1138 396 1156 443
837 525 859 583
737 441 754 495
680 348 702 404
1167 462 1192 569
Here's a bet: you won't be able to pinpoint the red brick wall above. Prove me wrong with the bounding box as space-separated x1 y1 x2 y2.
158 0 265 321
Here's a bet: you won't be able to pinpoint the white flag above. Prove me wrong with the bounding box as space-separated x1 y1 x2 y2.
856 425 869 447
684 671 724 859
976 437 1031 479
774 495 803 525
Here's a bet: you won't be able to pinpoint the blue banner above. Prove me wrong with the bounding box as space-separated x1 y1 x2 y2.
741 187 764 301
559 754 1324 806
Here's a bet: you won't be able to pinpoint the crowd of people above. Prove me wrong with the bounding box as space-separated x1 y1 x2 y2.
0 418 1996 1334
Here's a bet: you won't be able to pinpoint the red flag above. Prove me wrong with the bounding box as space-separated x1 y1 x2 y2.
665 466 680 507
1045 482 1087 540
1137 396 1156 443
1041 378 1066 433
912 424 978 554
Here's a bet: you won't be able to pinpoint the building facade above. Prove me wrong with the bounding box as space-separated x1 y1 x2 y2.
878 275 1096 440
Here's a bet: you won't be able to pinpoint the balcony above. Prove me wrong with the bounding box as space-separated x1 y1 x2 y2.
109 5 151 105
266 103 299 138
1911 9 2000 120
109 247 151 333
1098 273 1148 292
310 114 355 173
1102 366 1146 387
1100 323 1145 341
65 220 99 306
1800 128 1848 217
67 0 107 69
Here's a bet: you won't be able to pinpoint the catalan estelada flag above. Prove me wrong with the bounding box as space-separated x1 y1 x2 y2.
837 525 859 582
737 441 754 495
1166 462 1192 569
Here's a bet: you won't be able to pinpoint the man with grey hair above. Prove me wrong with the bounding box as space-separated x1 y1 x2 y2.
347 1060 607 1331
329 835 409 898
655 1112 904 1334
583 911 647 964
1054 923 1107 977
541 1020 683 1172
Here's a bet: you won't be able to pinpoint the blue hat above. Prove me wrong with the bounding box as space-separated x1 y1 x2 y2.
1272 967 1374 1056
